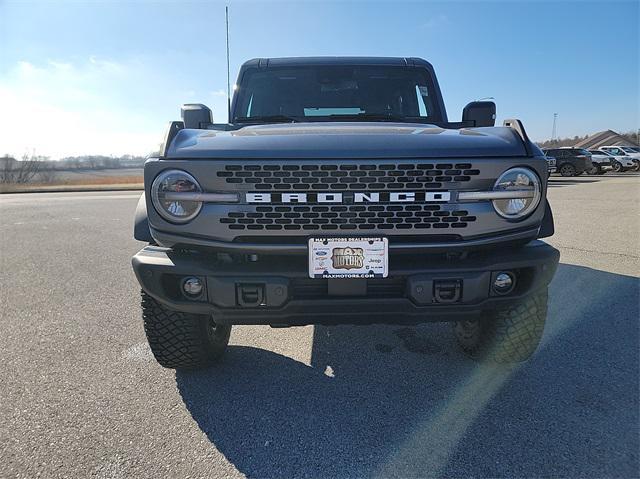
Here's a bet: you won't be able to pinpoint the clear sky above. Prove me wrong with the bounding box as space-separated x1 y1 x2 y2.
1 0 638 159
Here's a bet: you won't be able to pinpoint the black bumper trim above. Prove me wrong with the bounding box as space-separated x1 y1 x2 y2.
150 226 540 255
132 240 559 325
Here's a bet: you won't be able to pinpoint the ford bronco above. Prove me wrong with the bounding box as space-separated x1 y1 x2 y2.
132 57 560 369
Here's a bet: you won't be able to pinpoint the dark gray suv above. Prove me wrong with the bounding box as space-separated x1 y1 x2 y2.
132 57 559 369
543 148 593 177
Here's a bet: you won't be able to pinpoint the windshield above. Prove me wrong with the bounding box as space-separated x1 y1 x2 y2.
233 65 442 123
622 147 639 153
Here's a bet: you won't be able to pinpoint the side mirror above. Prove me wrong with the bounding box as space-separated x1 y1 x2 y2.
462 101 496 127
181 103 213 129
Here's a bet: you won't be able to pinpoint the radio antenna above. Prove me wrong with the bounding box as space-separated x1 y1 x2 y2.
225 6 231 122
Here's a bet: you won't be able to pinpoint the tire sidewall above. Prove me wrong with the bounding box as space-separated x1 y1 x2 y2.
560 163 576 177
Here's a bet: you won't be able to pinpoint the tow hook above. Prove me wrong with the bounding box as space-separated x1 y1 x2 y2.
433 279 462 303
236 283 265 307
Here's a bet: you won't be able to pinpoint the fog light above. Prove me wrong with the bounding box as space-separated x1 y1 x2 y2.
182 277 203 296
493 272 514 294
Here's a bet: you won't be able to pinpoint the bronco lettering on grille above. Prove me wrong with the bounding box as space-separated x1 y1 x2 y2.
246 192 451 204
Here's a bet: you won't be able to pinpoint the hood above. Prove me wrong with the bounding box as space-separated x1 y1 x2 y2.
165 122 528 159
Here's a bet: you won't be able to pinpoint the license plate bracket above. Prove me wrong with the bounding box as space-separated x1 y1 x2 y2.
308 237 388 279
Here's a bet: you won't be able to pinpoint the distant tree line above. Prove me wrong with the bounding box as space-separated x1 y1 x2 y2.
56 154 146 169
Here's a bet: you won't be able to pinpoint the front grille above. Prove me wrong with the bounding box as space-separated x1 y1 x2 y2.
221 204 477 231
217 162 480 190
291 277 407 299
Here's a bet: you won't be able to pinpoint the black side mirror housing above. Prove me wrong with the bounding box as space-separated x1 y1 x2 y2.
181 104 213 129
462 101 496 127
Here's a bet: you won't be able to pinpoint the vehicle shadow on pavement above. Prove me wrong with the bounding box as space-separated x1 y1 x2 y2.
176 264 639 478
548 178 601 187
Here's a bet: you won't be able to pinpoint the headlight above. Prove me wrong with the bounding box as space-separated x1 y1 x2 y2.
492 167 541 220
151 169 203 223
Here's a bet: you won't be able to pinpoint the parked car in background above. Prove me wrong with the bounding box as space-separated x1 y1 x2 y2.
586 150 613 175
618 146 640 160
544 154 557 174
543 148 593 177
598 146 640 172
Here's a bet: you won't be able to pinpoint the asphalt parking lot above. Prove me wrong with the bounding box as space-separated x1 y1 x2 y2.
1 174 638 478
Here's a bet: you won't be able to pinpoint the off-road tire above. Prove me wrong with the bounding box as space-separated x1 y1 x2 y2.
141 291 231 369
559 163 576 177
453 289 548 363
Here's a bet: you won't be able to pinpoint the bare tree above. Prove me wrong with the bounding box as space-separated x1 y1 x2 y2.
0 153 50 184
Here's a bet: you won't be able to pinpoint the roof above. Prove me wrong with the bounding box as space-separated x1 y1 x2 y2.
574 130 639 149
240 56 433 68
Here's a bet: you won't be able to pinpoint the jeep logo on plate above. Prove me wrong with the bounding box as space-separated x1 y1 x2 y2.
246 191 451 204
331 247 365 270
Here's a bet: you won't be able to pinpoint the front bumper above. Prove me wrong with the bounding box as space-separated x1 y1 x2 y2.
132 240 559 326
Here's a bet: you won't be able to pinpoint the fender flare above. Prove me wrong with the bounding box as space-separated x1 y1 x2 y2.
538 200 554 238
134 193 153 243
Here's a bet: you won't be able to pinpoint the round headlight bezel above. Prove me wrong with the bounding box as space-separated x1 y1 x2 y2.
151 169 203 224
492 167 542 220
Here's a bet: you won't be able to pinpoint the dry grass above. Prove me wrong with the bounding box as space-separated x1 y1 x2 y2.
46 175 143 186
1 175 144 193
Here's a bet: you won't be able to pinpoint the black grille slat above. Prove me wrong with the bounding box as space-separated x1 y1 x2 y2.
220 204 478 231
217 162 482 232
291 278 406 300
217 162 478 189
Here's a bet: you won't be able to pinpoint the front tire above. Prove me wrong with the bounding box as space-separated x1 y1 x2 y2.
141 291 231 369
559 163 576 177
631 160 640 172
453 289 548 363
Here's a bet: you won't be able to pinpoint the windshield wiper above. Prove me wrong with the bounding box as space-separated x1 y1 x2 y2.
234 115 299 124
327 113 428 123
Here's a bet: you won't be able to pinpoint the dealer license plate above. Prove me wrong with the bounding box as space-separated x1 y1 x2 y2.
308 237 388 279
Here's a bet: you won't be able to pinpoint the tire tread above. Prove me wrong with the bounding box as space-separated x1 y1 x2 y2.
141 292 230 369
455 289 548 363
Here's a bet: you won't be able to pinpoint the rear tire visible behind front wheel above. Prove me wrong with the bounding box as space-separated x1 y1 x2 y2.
141 291 231 369
586 164 601 175
453 289 548 363
559 164 576 177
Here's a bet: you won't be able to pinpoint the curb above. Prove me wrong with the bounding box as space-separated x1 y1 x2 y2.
0 184 144 194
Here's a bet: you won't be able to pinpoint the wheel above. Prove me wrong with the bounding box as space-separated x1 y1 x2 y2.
141 291 231 369
586 164 601 175
559 163 576 177
612 161 623 173
453 289 548 363
631 160 640 172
